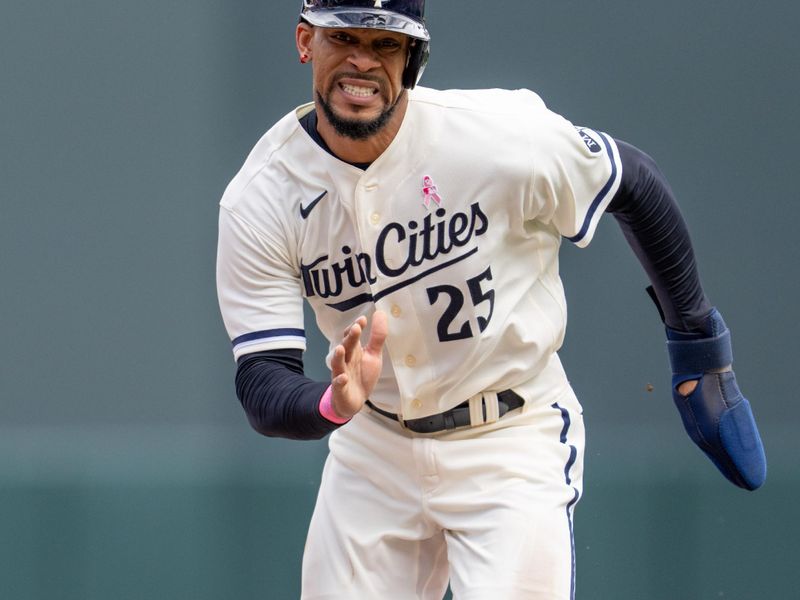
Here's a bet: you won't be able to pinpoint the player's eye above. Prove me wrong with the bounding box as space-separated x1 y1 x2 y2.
374 38 402 53
330 31 356 44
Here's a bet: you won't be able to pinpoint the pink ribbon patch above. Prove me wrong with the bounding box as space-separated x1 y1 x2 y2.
422 175 443 208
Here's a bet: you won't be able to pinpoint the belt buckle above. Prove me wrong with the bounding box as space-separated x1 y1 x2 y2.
377 390 521 434
467 391 501 427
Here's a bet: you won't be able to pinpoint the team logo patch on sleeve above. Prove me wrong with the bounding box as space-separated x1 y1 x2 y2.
575 127 603 154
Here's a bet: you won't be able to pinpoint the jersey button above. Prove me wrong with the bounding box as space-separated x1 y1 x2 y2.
370 212 381 225
411 399 422 409
405 355 417 367
391 305 402 318
365 183 379 191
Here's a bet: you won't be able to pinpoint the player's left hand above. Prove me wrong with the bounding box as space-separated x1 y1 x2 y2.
666 308 767 490
330 311 388 420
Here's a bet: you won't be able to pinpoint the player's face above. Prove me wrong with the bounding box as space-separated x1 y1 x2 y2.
297 24 410 140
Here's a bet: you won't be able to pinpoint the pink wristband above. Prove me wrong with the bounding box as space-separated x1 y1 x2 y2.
318 386 350 424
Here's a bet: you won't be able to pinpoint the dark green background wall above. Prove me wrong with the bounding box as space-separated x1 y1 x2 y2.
2 1 797 598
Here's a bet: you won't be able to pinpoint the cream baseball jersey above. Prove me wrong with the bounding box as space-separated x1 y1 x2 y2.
216 86 622 420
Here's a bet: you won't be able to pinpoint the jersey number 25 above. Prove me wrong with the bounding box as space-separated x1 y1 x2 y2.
425 267 494 342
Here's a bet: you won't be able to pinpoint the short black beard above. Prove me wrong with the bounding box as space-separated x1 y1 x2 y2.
317 90 403 141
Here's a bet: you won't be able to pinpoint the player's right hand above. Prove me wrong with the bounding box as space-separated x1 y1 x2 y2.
330 311 388 420
666 309 766 490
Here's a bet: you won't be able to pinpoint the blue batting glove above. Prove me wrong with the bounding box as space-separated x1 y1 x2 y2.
666 309 766 490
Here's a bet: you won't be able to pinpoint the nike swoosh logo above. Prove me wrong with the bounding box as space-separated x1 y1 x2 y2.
300 190 328 219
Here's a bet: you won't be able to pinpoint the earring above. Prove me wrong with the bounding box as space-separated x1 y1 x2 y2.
300 54 310 64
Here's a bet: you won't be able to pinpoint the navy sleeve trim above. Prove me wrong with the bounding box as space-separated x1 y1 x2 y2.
232 328 306 356
232 328 305 346
565 130 621 245
606 139 712 332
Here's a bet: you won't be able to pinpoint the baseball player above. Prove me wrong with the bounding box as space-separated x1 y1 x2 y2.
216 1 767 598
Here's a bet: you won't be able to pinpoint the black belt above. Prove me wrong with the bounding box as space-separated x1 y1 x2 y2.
366 390 524 434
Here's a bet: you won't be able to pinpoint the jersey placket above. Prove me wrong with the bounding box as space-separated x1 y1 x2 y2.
352 168 435 420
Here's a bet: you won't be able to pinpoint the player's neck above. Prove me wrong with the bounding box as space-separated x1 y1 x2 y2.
315 95 408 165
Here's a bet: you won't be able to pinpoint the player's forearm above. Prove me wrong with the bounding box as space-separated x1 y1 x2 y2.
235 349 340 440
607 140 713 332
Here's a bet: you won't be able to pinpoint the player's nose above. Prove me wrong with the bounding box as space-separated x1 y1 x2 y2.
346 45 381 72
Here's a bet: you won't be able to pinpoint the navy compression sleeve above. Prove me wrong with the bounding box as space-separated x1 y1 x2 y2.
606 140 713 332
235 349 338 440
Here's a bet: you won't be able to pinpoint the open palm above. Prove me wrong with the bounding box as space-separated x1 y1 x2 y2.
330 311 388 420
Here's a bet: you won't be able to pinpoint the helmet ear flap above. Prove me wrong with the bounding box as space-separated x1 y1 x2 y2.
403 39 430 89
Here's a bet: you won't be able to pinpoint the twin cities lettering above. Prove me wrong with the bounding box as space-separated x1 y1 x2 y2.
301 202 489 311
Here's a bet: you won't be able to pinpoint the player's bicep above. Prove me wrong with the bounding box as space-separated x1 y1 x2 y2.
216 207 306 360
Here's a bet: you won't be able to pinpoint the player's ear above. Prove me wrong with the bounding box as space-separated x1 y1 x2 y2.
296 23 314 62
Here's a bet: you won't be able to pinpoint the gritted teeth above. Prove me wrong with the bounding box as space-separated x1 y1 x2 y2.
340 83 378 97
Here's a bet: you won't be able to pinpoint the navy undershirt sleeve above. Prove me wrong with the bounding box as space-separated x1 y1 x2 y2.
235 349 337 440
606 139 713 332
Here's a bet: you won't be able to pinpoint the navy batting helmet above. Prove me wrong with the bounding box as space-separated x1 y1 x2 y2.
300 0 430 89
